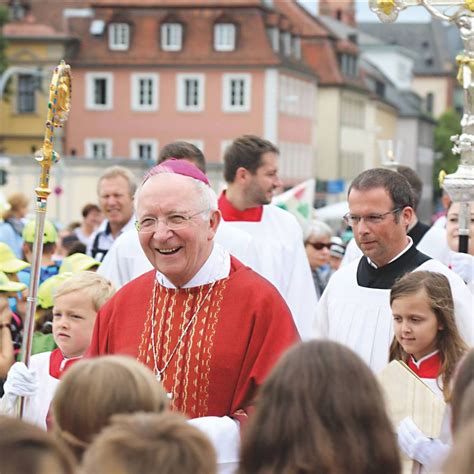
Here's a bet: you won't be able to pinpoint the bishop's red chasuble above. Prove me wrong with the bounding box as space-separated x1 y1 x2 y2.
88 257 298 418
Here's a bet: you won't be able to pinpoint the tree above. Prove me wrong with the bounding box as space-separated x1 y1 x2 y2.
0 5 8 75
433 108 462 194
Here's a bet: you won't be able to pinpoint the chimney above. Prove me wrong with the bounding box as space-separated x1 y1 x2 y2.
319 0 356 27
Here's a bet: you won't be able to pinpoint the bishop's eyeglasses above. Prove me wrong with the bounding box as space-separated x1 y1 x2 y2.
343 208 401 227
136 209 210 233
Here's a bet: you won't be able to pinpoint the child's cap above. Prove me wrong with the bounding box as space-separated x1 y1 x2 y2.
22 219 58 244
0 271 27 293
59 253 100 274
0 243 30 273
37 273 73 309
329 236 346 259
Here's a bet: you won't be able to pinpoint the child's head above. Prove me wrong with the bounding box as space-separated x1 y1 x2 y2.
238 340 400 474
52 271 114 358
390 271 468 399
52 355 168 461
0 415 75 474
82 412 217 474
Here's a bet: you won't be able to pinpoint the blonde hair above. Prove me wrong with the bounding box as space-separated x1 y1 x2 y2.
52 355 168 461
389 271 468 401
82 412 217 474
54 271 115 312
98 166 137 197
3 193 29 220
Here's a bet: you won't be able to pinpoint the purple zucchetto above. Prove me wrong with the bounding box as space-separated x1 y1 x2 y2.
143 158 210 186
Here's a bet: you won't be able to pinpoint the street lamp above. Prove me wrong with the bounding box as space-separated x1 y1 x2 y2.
370 0 474 253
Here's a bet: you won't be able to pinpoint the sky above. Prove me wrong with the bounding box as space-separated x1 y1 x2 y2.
298 1 432 22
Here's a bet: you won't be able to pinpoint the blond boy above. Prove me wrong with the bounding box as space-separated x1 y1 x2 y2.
0 271 114 429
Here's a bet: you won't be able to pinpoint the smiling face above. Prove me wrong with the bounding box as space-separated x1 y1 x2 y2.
348 187 412 267
446 201 474 255
98 176 134 231
391 289 443 361
137 174 220 288
244 152 282 206
52 290 97 358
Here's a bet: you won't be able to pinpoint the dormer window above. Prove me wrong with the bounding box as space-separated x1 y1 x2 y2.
108 23 130 51
267 27 279 52
214 23 236 51
293 36 301 59
161 23 183 51
282 32 292 56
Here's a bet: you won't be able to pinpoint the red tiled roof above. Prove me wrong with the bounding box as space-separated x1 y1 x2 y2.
91 0 263 5
273 0 328 37
69 7 282 66
303 40 343 85
4 15 67 39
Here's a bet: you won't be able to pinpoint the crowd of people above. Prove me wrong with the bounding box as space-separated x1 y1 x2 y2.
0 135 472 474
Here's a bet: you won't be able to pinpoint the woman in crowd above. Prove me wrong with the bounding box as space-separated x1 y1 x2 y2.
304 221 334 299
445 201 474 292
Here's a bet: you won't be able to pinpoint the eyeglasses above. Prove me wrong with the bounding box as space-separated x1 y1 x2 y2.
343 208 401 227
135 209 210 233
307 242 332 250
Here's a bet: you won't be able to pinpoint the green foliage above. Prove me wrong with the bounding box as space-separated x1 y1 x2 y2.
0 5 9 75
433 108 462 193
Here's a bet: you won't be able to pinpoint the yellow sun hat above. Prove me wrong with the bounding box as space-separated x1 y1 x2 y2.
0 271 27 293
37 272 73 309
22 218 58 244
0 243 30 273
59 253 100 274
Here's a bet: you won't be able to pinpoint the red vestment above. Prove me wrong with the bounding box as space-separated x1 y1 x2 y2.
88 257 298 418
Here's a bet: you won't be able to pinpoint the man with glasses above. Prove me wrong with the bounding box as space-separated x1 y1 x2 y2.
314 168 472 373
98 141 259 289
88 159 298 471
341 165 450 266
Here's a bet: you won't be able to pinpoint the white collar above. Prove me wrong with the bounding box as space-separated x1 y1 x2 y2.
410 350 439 368
98 215 136 236
367 237 413 269
155 242 231 289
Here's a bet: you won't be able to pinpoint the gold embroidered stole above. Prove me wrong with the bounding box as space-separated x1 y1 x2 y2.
138 280 226 417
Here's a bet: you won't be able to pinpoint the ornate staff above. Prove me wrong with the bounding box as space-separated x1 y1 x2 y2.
19 60 71 416
370 0 474 252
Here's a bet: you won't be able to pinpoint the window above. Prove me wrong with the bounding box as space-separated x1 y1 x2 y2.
85 139 112 159
161 23 183 51
130 139 158 160
214 23 236 51
17 74 36 113
426 92 434 115
177 74 205 112
293 36 301 59
222 74 251 112
282 32 292 56
108 23 130 50
86 73 113 110
267 27 279 52
131 74 159 111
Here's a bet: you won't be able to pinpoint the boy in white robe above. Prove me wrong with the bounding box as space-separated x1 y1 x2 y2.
0 272 114 429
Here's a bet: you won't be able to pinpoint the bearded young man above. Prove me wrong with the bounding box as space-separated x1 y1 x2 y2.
219 135 317 340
